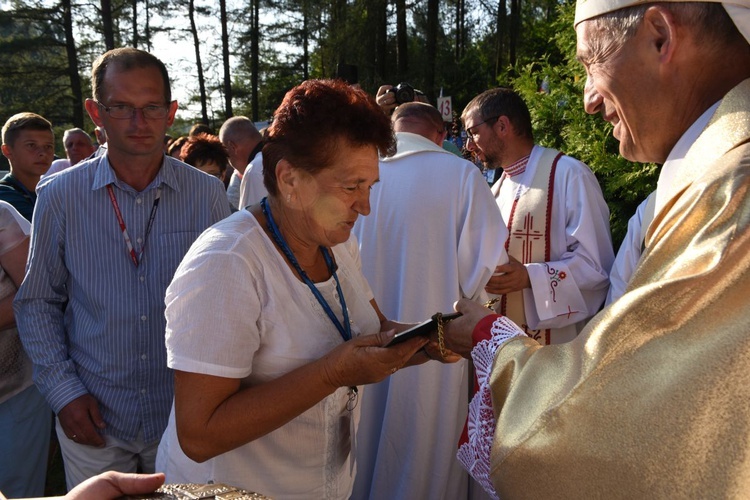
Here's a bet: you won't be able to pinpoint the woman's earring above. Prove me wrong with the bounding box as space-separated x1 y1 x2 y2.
286 193 291 203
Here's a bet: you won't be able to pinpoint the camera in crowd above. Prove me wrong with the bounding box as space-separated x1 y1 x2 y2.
388 82 425 105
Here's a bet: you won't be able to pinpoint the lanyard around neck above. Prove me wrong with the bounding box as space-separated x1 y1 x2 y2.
260 197 352 342
107 184 161 268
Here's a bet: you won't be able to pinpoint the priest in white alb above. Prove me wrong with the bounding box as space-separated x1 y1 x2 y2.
606 191 655 305
462 88 614 345
351 102 508 500
238 152 267 209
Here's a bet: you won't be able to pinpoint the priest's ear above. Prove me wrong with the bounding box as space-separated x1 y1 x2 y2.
495 116 512 136
642 6 678 64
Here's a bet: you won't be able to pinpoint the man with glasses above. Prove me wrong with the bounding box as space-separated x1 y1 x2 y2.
15 48 230 489
462 88 613 346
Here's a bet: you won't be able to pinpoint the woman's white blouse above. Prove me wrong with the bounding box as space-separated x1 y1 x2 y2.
156 209 381 499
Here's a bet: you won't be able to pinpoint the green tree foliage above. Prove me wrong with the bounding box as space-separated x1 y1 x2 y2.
0 7 70 123
0 5 78 167
0 0 657 240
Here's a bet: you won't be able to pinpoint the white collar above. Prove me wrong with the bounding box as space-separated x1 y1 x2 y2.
383 132 451 161
655 101 720 216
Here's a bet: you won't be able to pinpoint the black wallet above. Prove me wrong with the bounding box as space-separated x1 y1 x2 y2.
385 312 462 347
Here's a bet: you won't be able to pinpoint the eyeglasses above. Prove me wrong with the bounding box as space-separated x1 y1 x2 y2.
95 101 173 120
466 116 500 141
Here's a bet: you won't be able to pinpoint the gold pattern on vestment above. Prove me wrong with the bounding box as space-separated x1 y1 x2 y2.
487 78 750 498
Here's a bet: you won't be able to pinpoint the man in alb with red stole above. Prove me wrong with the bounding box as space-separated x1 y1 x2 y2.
443 0 750 498
462 89 614 345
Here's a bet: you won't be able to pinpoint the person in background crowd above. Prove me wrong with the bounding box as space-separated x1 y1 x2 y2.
219 116 263 210
0 201 50 498
188 122 213 137
15 47 230 490
237 145 268 209
375 83 463 157
462 88 614 345
156 79 437 499
92 126 108 158
181 133 231 186
167 136 187 159
351 102 508 500
442 0 750 497
163 134 173 153
93 126 107 148
440 129 463 156
0 112 54 221
44 128 97 178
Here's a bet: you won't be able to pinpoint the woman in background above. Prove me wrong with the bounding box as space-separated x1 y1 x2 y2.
181 133 231 187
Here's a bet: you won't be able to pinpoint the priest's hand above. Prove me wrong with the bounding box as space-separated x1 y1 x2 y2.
420 339 462 364
440 299 497 358
485 256 530 295
378 321 461 365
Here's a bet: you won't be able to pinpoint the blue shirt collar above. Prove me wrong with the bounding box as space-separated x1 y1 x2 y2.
92 154 181 193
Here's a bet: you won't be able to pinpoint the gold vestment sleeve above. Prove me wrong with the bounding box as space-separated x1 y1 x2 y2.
486 79 750 498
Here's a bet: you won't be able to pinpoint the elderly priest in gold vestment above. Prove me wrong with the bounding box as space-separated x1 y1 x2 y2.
441 0 750 498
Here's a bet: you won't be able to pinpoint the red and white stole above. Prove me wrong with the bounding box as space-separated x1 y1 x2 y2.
492 148 563 345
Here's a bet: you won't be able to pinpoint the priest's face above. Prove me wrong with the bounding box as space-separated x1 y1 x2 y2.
576 18 669 163
463 109 505 170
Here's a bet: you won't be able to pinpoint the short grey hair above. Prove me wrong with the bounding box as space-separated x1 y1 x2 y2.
218 116 261 144
591 2 742 53
62 128 92 143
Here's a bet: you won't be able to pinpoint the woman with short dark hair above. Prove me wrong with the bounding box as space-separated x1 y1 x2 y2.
156 80 441 498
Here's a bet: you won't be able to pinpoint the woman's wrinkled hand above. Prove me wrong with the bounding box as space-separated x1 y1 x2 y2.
318 330 428 389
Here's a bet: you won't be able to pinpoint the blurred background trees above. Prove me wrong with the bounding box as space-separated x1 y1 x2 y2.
0 0 657 243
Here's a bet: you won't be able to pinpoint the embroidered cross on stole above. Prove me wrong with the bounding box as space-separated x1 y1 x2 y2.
494 149 563 345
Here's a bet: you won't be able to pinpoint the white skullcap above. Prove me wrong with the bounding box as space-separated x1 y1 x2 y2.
575 0 750 44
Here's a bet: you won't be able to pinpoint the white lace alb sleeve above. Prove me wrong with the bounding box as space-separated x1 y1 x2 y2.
457 316 526 500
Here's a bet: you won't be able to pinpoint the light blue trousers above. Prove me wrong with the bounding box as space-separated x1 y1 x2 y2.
0 385 52 498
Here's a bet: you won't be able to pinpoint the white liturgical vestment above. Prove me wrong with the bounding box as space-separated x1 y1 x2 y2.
606 192 655 305
238 152 268 209
492 145 614 344
351 132 508 500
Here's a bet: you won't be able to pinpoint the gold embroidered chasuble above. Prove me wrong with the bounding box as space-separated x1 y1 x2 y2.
487 79 750 498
